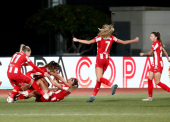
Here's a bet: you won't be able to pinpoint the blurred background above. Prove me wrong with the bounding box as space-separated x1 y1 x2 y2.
0 0 170 57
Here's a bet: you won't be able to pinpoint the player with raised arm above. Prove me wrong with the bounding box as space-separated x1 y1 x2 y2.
7 44 51 103
140 32 170 101
73 24 139 102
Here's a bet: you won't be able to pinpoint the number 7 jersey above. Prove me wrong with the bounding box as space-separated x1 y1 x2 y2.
94 35 118 59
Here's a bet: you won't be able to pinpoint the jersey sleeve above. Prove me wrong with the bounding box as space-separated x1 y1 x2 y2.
25 56 31 62
26 71 33 79
28 61 45 75
94 36 102 43
151 42 158 51
113 36 118 42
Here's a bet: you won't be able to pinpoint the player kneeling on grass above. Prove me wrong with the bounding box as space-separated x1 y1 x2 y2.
17 77 78 102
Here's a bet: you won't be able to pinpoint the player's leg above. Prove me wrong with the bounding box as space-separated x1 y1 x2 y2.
155 72 170 92
142 71 154 101
7 78 21 103
23 74 50 100
87 67 104 102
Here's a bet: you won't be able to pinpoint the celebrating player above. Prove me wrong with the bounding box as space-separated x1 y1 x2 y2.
7 44 51 103
18 77 78 102
19 61 69 97
73 24 139 102
140 32 170 101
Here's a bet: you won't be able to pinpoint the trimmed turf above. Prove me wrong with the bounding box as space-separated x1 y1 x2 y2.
0 94 170 122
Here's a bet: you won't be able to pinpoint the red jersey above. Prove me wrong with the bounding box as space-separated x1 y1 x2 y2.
7 52 44 75
49 85 71 102
26 66 50 79
151 40 163 68
38 84 71 102
94 35 118 59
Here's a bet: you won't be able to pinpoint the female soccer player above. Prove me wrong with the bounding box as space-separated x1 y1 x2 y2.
19 61 69 96
7 44 51 103
73 24 139 102
140 32 170 101
18 77 78 102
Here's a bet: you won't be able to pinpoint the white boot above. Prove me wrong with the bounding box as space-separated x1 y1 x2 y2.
7 96 15 103
18 91 29 97
142 97 153 101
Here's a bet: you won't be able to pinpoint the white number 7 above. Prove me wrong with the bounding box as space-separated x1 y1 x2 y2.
105 41 110 52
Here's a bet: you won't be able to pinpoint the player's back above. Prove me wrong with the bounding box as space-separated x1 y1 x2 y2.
8 52 28 73
95 35 117 57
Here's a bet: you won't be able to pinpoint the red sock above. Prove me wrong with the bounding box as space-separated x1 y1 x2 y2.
10 86 21 99
31 81 45 96
148 79 153 97
100 77 112 87
92 81 101 96
157 82 170 92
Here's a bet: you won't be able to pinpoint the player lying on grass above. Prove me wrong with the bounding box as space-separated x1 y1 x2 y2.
17 77 78 102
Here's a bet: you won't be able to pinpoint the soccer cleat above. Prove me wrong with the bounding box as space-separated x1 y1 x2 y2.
111 84 118 95
18 91 29 97
43 93 50 100
142 97 153 101
8 92 17 102
86 96 95 102
6 96 15 103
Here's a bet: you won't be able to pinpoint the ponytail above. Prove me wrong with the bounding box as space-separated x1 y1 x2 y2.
19 44 25 52
19 44 31 53
151 32 165 47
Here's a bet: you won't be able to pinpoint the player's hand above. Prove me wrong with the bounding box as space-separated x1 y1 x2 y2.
168 59 170 62
44 72 50 78
134 37 139 42
73 37 78 42
140 53 144 56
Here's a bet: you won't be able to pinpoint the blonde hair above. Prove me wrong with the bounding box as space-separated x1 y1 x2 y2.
98 24 114 38
19 44 31 53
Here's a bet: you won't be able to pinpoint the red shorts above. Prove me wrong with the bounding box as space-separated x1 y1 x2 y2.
95 58 109 71
149 65 163 74
7 72 31 87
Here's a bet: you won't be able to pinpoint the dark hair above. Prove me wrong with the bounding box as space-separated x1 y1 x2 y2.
45 61 60 72
151 32 165 47
72 78 79 88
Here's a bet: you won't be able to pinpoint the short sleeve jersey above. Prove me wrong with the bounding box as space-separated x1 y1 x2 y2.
150 40 163 67
94 35 118 56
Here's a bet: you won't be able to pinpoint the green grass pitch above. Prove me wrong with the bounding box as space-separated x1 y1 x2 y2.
0 94 170 122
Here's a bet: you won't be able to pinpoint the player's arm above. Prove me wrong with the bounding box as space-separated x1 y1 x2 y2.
140 49 154 56
49 72 68 85
73 37 95 44
22 62 29 66
116 37 139 45
0 61 2 66
47 77 69 91
162 48 170 62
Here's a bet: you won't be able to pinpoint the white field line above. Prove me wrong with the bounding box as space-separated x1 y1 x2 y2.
0 113 162 116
